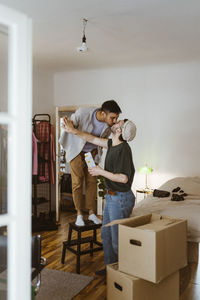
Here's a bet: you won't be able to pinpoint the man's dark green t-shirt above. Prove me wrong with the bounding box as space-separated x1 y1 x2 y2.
104 139 135 192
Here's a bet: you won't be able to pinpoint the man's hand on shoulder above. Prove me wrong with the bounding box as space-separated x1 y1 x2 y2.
63 117 76 133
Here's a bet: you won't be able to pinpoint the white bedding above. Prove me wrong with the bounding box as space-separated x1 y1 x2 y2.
132 176 200 242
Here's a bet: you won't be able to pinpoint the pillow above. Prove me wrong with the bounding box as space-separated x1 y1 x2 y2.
159 176 200 197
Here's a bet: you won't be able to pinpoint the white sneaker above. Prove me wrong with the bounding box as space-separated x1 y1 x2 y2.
88 214 102 225
75 215 85 226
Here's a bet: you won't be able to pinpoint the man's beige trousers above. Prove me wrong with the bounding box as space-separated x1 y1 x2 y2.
70 149 97 211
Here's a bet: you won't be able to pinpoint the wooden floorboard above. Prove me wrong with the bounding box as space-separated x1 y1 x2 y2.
38 211 106 300
37 211 200 300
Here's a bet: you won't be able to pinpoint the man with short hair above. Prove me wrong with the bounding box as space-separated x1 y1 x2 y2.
63 117 136 274
60 100 121 226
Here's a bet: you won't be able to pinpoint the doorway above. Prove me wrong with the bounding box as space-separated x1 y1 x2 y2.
55 106 76 222
55 105 104 222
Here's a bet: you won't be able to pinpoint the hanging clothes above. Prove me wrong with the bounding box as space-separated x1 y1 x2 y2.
35 121 55 184
32 132 38 175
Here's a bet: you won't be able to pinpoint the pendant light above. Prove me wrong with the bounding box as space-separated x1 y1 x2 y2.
77 18 88 53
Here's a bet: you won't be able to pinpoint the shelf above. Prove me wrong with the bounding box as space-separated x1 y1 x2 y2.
136 189 154 194
61 192 72 197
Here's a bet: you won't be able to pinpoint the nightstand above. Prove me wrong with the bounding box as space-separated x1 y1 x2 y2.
136 188 154 202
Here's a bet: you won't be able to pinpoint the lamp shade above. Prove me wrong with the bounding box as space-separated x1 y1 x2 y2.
139 165 153 174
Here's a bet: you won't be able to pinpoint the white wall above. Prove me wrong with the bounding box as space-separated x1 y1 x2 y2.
54 62 200 192
33 69 55 119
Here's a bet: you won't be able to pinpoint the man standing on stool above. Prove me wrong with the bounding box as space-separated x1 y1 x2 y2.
63 116 136 275
60 100 121 226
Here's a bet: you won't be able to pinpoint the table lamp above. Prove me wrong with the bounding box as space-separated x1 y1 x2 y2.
139 164 153 190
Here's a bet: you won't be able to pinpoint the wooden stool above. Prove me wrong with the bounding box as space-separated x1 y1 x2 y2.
61 220 103 274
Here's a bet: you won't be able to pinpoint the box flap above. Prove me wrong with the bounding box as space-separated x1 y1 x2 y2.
105 213 186 230
104 214 153 227
136 218 184 232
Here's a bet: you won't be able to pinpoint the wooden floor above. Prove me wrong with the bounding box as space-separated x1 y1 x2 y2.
180 262 200 300
39 211 200 300
40 211 106 300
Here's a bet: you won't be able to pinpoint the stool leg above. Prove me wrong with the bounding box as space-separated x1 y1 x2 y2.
61 243 66 264
67 225 72 245
76 230 81 274
93 229 97 242
90 241 93 257
61 224 72 264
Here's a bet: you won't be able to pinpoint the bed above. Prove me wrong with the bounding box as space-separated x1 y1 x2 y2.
132 176 200 243
131 176 200 293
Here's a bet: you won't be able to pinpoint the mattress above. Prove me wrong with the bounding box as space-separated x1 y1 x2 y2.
132 176 200 242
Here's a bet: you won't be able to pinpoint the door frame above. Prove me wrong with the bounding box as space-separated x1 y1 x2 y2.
55 104 103 222
0 4 32 300
55 106 78 222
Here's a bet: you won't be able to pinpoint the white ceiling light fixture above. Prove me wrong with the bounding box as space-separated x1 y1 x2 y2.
77 18 88 53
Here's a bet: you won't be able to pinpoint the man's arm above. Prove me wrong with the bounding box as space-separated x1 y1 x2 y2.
89 165 128 183
63 117 108 149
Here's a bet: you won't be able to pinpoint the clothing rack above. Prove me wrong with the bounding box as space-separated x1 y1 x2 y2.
32 114 57 232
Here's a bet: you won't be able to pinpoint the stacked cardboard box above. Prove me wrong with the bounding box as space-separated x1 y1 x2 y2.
107 263 179 300
107 213 187 300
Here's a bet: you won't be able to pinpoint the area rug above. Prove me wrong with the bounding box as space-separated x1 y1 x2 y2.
34 268 94 300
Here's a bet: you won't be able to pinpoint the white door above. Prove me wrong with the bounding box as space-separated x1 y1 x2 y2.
0 4 32 300
55 106 60 222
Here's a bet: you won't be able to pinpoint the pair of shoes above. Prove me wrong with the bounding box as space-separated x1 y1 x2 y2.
75 214 102 226
171 187 188 201
172 187 187 197
88 213 102 225
95 268 106 276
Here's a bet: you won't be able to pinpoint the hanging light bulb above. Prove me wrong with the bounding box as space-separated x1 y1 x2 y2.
77 18 88 53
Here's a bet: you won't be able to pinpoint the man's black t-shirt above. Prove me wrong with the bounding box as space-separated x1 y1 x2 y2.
104 139 135 192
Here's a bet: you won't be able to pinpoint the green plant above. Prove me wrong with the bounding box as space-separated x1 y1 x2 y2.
98 175 105 199
31 285 35 299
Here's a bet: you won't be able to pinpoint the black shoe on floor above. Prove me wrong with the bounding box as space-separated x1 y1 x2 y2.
95 268 106 276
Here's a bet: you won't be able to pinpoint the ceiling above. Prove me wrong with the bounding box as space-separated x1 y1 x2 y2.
1 0 200 72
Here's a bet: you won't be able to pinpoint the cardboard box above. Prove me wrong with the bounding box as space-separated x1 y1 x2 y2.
116 213 187 283
107 263 179 300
